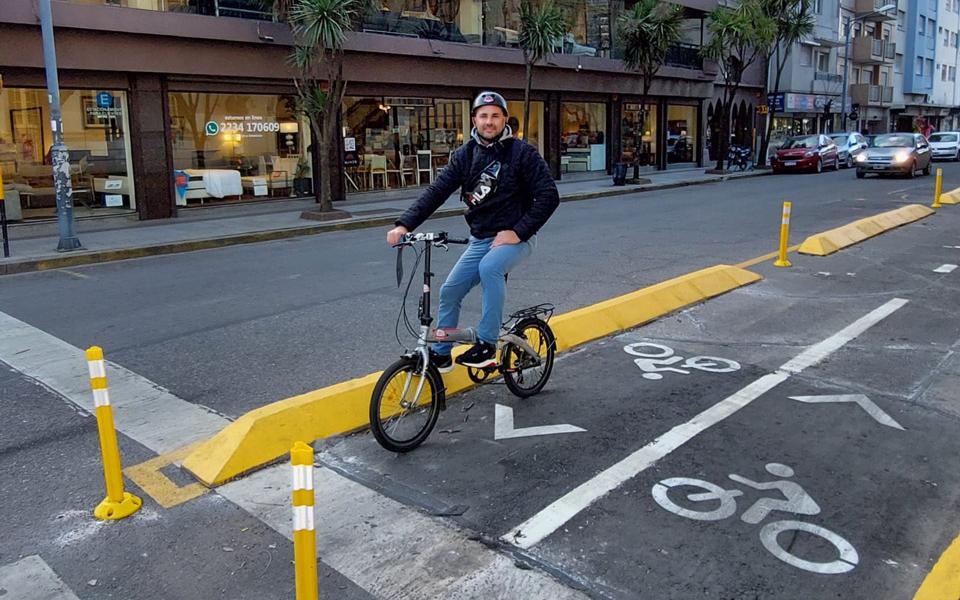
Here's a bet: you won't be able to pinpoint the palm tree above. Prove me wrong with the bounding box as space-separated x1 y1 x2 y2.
701 0 776 171
518 0 566 143
756 0 815 168
284 0 369 212
618 0 684 174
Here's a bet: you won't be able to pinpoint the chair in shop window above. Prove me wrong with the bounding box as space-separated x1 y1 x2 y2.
416 150 433 185
70 156 97 209
367 154 388 189
389 154 417 187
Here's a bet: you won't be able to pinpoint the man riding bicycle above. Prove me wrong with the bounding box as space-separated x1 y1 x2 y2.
386 91 560 372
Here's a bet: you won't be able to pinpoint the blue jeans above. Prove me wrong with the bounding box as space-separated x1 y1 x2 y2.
433 235 534 354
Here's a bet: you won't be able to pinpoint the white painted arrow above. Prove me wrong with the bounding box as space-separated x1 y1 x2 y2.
789 394 904 430
494 404 586 440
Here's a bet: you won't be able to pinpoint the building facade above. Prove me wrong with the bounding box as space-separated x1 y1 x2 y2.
0 0 761 223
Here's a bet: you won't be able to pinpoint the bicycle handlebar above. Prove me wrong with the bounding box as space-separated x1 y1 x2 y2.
393 232 469 248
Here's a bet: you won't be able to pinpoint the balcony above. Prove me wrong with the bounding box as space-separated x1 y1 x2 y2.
664 42 704 70
849 83 894 106
854 0 897 21
851 37 895 64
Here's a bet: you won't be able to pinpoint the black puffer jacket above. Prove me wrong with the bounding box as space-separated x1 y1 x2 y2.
396 129 559 241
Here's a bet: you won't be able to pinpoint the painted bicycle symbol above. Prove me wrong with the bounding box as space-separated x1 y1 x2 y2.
623 342 740 380
651 462 859 575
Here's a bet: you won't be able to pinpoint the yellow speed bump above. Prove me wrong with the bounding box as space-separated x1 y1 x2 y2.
182 264 761 486
798 204 934 256
913 533 960 600
938 186 960 205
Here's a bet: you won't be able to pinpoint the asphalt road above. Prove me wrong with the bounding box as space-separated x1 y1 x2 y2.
1 165 959 599
0 165 954 418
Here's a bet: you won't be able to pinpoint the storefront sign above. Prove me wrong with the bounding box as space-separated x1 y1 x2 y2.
84 105 123 121
384 97 433 107
96 91 113 108
105 194 123 207
174 170 189 203
767 93 785 112
206 115 281 138
783 93 832 112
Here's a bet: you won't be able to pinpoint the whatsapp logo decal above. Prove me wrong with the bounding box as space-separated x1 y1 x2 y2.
205 121 220 136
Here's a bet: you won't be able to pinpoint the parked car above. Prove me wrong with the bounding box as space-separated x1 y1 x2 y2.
771 134 839 173
855 133 932 178
927 131 960 161
829 132 869 168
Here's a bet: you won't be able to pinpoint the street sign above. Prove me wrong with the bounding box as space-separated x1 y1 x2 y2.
96 91 113 108
767 93 785 113
757 104 769 115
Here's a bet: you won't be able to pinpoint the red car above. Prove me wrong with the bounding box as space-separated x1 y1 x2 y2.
772 134 840 173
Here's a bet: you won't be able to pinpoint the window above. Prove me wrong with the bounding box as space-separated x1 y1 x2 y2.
917 56 924 75
898 10 906 29
799 45 813 67
896 53 904 74
927 58 935 77
945 27 951 46
816 50 830 73
814 0 822 14
943 63 948 80
920 16 925 36
951 66 957 81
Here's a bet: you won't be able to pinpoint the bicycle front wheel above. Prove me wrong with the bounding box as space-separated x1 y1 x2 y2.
503 318 555 398
370 357 443 452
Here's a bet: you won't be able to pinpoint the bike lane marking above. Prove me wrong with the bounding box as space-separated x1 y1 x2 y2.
502 297 909 549
933 263 957 273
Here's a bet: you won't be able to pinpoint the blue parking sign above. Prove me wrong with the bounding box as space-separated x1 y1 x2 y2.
96 91 113 108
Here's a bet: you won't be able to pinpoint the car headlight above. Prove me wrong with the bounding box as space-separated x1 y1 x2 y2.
804 151 815 157
893 151 911 163
856 153 868 162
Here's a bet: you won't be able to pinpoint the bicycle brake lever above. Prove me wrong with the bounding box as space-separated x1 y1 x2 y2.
396 245 404 288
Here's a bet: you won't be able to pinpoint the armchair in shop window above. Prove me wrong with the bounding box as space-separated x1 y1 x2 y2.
70 156 97 209
387 154 417 187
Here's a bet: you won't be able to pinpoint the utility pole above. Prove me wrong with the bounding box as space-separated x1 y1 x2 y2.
37 0 81 251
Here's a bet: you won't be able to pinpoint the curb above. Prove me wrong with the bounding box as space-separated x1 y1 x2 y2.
181 264 762 487
0 170 769 276
797 204 935 256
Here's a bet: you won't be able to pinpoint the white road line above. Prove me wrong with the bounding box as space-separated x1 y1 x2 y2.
502 298 909 550
220 463 588 600
0 310 227 454
933 263 958 273
0 555 81 600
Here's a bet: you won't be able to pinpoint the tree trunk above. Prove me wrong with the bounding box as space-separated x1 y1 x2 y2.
318 111 335 212
757 55 773 168
310 117 323 205
759 49 787 169
715 90 733 171
523 61 532 142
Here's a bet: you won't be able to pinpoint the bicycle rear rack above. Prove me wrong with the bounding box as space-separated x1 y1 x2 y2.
506 303 555 323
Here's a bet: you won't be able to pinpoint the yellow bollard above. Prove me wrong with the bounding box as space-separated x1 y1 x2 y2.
86 346 142 520
291 441 318 600
933 168 943 208
773 201 792 268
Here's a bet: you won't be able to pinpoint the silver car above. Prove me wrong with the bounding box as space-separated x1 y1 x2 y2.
855 133 932 179
829 132 869 168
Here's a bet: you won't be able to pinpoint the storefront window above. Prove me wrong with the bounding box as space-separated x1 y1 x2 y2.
621 103 657 171
80 0 273 20
557 0 610 58
0 87 135 221
560 102 606 172
666 104 697 167
342 96 469 191
505 101 543 154
168 92 308 206
363 0 481 43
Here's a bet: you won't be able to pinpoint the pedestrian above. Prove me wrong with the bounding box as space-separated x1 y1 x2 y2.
385 91 560 371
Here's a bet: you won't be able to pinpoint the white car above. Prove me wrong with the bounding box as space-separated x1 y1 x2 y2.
928 131 960 161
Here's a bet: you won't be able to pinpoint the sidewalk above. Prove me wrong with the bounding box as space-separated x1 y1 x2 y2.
0 167 767 275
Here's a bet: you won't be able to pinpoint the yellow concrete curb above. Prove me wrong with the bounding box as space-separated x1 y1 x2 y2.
798 204 935 256
182 264 762 487
912 533 960 600
938 187 960 205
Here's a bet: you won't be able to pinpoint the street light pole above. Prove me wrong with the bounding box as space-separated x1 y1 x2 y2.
37 0 81 252
841 18 852 132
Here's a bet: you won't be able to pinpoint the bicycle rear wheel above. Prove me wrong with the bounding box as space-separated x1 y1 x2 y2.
370 357 443 452
503 318 555 398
